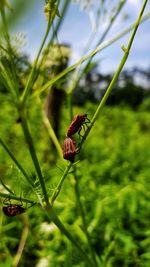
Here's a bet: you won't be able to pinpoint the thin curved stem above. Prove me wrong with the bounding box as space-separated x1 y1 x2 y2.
20 107 49 206
73 169 97 266
0 138 34 187
20 10 52 105
12 215 29 267
0 177 15 195
97 0 126 45
51 162 72 204
50 0 70 43
33 0 70 87
45 206 94 267
0 192 36 204
42 111 63 159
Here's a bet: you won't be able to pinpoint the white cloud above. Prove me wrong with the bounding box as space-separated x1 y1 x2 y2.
128 0 140 5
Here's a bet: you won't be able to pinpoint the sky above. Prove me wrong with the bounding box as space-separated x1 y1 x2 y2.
10 0 150 74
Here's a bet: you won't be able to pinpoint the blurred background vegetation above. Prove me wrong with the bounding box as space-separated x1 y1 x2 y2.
0 0 150 266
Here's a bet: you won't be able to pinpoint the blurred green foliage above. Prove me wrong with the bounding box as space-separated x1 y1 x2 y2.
1 93 150 266
0 0 36 32
73 67 150 108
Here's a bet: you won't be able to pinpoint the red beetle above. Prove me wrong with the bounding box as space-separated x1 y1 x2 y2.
67 114 90 138
3 204 26 217
63 137 76 162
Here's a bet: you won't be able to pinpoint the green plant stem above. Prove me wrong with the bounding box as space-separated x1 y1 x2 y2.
50 0 70 43
79 0 148 149
45 206 93 267
73 171 97 266
33 10 150 97
33 0 70 85
20 12 52 105
12 215 29 267
0 43 8 53
20 108 49 206
42 112 63 159
0 138 34 187
97 0 126 45
0 177 15 195
51 162 72 204
0 62 17 97
0 192 36 204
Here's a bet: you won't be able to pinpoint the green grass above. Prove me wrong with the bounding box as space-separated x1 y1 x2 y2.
1 96 150 266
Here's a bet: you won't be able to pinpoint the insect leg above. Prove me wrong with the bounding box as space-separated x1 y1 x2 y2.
86 117 90 123
78 126 83 138
3 193 13 205
28 202 37 209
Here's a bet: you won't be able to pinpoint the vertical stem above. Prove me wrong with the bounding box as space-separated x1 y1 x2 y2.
0 138 34 187
50 0 70 43
73 170 97 266
45 206 93 267
20 107 49 206
97 0 126 45
20 9 52 104
127 0 148 51
12 215 29 267
43 113 63 159
51 162 72 204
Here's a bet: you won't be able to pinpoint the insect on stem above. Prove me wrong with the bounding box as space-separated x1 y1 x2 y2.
67 114 90 138
63 137 77 162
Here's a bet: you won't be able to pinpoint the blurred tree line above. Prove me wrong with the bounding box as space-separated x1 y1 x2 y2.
1 46 150 111
73 65 150 109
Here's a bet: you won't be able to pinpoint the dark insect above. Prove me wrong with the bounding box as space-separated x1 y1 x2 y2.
3 204 26 217
63 137 76 162
67 114 90 138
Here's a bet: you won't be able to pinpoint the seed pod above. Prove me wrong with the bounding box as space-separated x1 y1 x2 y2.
63 137 76 162
67 114 89 137
3 204 26 217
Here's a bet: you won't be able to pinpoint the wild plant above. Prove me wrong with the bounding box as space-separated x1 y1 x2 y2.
0 0 149 266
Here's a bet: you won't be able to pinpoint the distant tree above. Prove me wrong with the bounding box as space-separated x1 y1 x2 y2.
73 64 150 108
